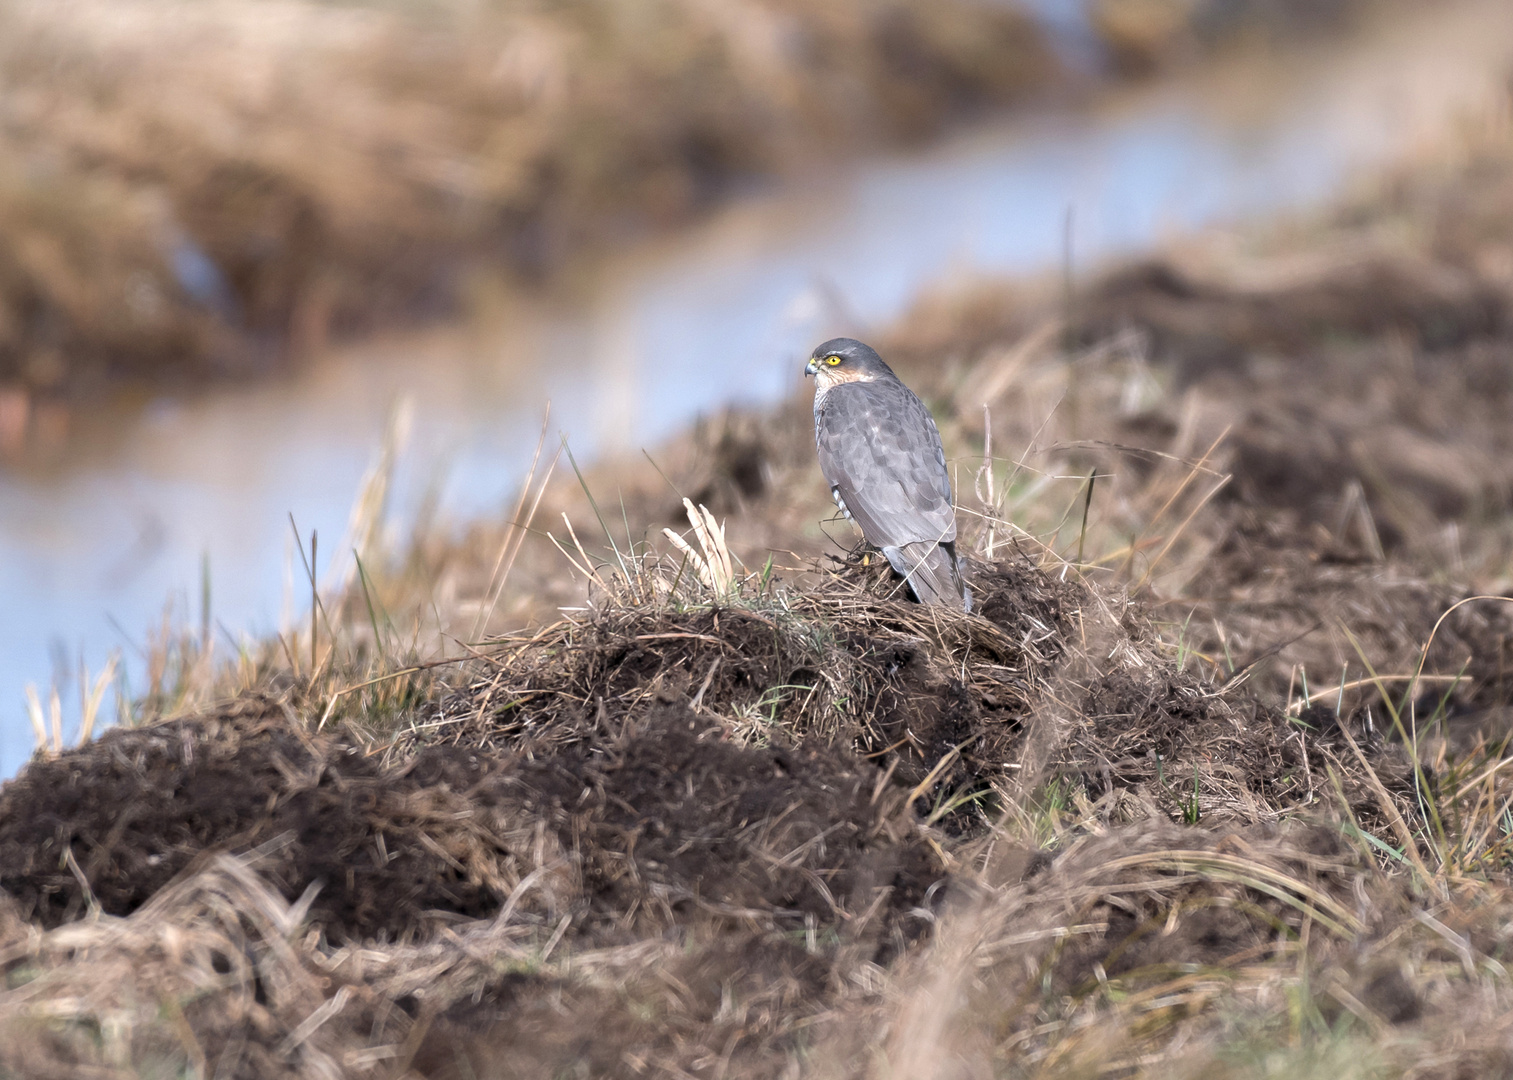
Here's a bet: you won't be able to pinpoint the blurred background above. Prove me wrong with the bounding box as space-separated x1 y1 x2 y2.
3 0 1512 775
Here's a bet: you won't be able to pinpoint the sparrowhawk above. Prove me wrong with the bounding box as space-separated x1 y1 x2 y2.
805 337 970 611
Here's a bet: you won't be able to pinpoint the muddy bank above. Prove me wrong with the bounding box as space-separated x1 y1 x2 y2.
0 0 1368 403
0 0 1054 400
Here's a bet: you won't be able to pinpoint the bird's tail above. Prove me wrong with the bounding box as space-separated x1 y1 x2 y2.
885 541 971 612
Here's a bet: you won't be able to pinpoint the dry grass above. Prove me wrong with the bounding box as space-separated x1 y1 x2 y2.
2 480 1501 1077
5 33 1513 1080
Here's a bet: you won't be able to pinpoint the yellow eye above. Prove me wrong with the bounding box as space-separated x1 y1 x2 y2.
824 355 842 366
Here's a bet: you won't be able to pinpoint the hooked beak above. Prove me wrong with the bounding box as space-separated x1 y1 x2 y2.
804 359 818 377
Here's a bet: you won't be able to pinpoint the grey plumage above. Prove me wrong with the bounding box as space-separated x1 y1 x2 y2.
805 337 970 611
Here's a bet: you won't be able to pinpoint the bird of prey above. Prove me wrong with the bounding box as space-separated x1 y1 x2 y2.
805 337 970 611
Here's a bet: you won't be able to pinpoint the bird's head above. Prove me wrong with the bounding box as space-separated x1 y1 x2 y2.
804 337 894 389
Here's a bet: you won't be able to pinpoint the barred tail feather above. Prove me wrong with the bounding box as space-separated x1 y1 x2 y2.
883 541 970 612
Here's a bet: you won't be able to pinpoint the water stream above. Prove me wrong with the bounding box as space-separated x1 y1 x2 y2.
3 0 1512 774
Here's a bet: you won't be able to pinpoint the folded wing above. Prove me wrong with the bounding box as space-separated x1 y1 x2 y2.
815 380 967 608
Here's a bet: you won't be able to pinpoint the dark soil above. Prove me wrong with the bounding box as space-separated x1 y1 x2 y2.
0 702 507 940
432 553 1081 812
0 698 941 951
506 702 943 950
